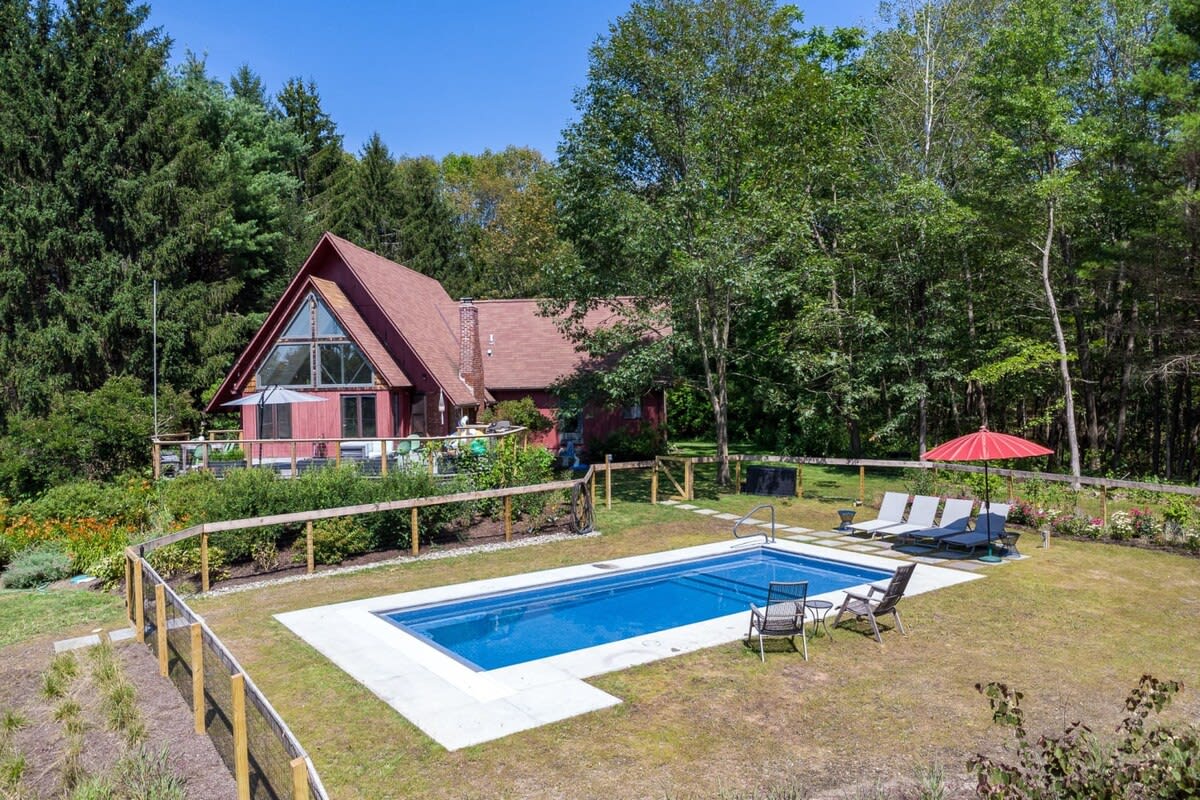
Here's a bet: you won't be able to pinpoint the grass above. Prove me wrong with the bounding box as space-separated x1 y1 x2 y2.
0 589 125 648
189 489 1200 800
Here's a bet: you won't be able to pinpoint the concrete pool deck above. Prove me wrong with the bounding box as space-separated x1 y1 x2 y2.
276 535 981 750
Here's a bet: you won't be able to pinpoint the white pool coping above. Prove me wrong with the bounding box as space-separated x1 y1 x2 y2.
275 538 980 750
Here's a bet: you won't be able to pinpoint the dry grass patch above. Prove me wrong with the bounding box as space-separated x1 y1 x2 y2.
193 499 1200 800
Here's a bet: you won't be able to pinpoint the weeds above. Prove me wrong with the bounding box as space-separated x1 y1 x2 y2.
102 681 146 745
42 650 80 699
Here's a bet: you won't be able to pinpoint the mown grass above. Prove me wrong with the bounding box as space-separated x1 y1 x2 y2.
0 589 125 648
191 489 1200 800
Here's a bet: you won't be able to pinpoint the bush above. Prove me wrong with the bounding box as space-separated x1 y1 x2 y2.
0 536 12 572
585 423 667 462
1048 512 1104 539
286 463 373 513
0 516 132 573
1 544 73 588
154 470 222 529
1008 499 1048 527
478 397 554 433
971 675 1199 798
302 517 372 565
370 468 472 549
13 479 150 529
147 542 228 582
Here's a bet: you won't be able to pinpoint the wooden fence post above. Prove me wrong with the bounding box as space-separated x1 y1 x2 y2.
605 454 612 510
155 584 168 677
651 458 659 504
291 441 298 476
1101 484 1108 525
191 622 205 734
411 508 419 556
685 459 694 501
591 468 597 508
124 554 133 623
134 559 145 643
305 521 314 574
291 757 311 800
200 532 210 594
379 439 388 477
231 673 250 800
153 442 162 480
734 461 741 495
504 496 512 542
858 466 866 505
797 465 804 499
1007 473 1015 503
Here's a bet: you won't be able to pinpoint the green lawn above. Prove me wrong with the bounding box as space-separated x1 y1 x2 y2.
188 491 1200 800
0 588 125 648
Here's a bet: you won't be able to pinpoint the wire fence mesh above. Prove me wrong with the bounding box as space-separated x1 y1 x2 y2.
136 558 328 800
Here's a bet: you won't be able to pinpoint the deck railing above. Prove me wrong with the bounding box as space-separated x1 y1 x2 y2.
151 427 530 480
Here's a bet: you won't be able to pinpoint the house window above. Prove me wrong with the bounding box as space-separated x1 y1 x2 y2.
256 293 373 388
259 404 292 440
342 395 377 438
410 393 426 436
622 402 642 420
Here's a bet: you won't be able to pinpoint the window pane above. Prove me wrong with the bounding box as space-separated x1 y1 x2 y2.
259 405 292 440
258 344 311 387
319 343 373 386
361 396 376 437
341 396 357 438
281 303 311 340
315 299 346 337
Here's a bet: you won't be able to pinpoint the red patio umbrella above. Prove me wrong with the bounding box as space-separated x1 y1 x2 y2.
922 426 1053 561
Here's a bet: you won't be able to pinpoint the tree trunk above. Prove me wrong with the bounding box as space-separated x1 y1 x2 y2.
1111 300 1136 472
1039 199 1082 487
695 293 732 487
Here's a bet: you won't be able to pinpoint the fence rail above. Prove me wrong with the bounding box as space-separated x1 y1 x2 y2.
127 555 329 800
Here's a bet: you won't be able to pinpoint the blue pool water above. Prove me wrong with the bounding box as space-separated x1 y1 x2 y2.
381 548 892 670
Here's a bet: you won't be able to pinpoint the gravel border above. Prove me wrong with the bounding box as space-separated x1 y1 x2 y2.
193 529 602 599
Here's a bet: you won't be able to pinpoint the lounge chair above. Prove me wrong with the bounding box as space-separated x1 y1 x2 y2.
832 563 916 644
872 495 940 540
898 498 974 547
939 503 1012 555
847 492 908 537
747 581 809 661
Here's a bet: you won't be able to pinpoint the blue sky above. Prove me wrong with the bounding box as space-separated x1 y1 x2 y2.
149 1 881 161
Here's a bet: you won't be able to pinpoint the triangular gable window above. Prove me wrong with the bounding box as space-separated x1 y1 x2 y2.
256 292 374 388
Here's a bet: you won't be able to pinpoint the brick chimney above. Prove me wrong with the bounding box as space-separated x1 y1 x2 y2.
458 298 485 403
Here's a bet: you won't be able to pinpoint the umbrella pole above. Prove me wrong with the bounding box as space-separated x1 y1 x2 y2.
980 460 1001 563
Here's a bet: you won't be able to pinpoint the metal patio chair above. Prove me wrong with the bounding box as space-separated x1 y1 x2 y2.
747 581 809 662
832 563 916 644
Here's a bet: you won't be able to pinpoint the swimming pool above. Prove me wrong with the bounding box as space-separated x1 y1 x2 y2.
381 549 892 670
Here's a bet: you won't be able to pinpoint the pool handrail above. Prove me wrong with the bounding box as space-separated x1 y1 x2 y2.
734 504 776 543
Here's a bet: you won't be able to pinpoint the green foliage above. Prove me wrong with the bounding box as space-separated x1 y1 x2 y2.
13 478 150 529
303 517 373 565
970 675 1198 798
585 425 667 462
147 542 228 582
478 398 553 433
0 544 72 589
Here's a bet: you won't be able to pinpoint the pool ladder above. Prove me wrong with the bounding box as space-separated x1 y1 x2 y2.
733 504 776 543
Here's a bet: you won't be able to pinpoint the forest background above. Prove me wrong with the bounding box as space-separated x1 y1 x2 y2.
1 0 1198 502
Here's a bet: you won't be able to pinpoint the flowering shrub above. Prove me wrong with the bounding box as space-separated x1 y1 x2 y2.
1107 510 1135 541
1127 507 1158 538
1008 500 1048 527
0 515 133 573
1048 512 1104 539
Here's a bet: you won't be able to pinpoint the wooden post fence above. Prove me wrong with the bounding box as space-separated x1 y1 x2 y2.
734 461 741 495
797 465 803 499
858 466 866 505
231 673 250 800
651 459 659 504
685 459 694 501
133 558 145 643
155 584 168 677
191 622 205 734
291 758 310 800
411 508 419 556
200 532 210 593
1101 484 1109 525
605 454 612 510
503 496 512 542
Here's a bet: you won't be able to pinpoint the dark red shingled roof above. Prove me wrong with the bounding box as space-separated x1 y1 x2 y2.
208 232 635 411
